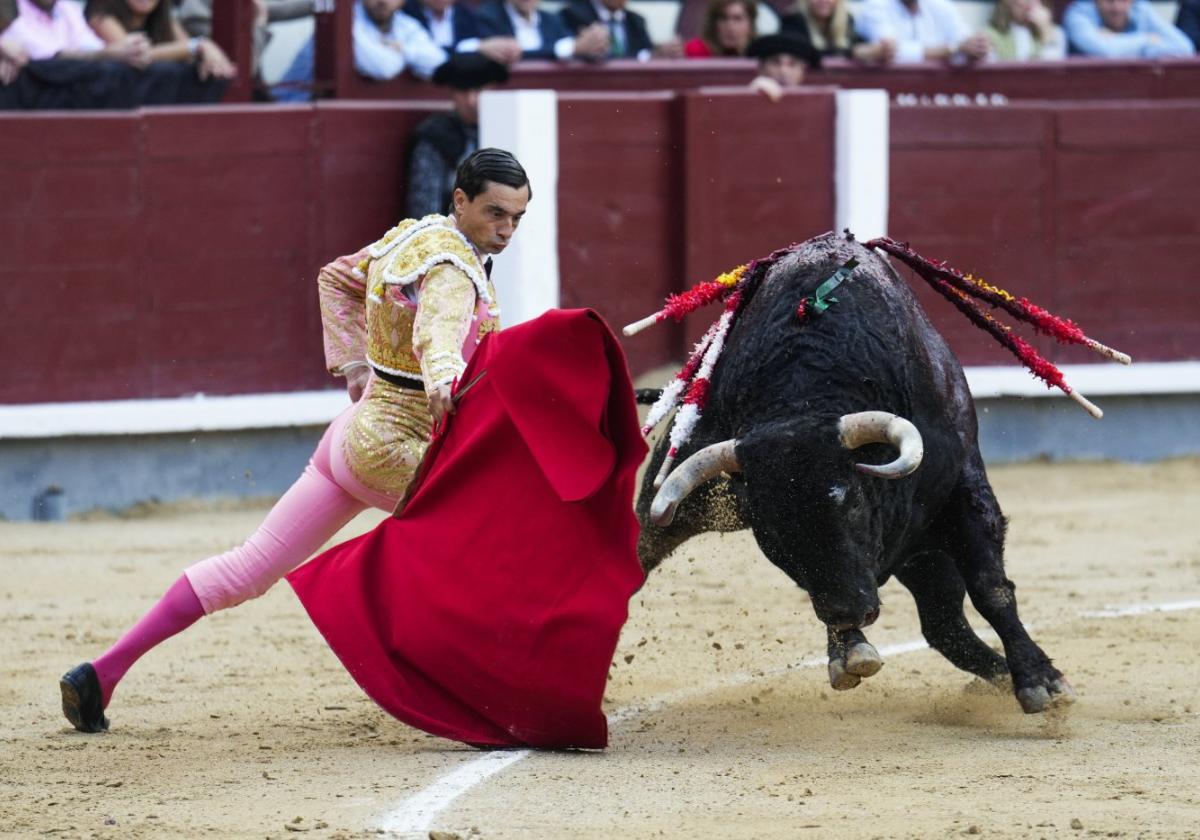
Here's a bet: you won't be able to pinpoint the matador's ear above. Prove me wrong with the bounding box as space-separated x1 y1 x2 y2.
488 310 616 502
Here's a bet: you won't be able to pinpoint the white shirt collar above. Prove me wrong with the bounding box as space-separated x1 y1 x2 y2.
423 4 452 23
591 0 624 23
505 1 539 27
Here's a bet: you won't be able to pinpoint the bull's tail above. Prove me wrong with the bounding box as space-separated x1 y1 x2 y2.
634 388 663 405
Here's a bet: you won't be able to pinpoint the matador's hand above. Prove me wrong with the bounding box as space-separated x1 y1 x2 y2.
429 384 456 426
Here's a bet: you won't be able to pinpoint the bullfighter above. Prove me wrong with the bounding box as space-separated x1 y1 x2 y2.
60 149 525 735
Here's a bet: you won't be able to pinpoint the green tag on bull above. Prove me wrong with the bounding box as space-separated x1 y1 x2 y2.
805 257 859 315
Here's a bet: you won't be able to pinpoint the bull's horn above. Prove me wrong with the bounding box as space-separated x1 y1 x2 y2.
838 412 923 479
649 440 740 527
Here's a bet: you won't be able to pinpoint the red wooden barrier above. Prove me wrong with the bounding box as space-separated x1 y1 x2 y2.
319 53 1200 103
823 57 1200 101
679 87 836 346
1052 101 1200 362
1 95 1196 405
211 0 254 103
557 92 685 375
683 87 836 281
889 99 1200 367
0 103 440 404
890 105 1056 365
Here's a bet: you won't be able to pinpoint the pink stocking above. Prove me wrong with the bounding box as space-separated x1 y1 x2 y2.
88 408 394 710
91 574 204 709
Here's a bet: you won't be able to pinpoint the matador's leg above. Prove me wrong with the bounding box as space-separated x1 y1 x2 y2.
61 411 380 733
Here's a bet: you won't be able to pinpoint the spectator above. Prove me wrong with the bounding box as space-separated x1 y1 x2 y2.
475 0 609 61
985 0 1065 59
86 0 235 95
5 0 148 63
406 53 507 218
176 0 314 78
779 0 894 61
856 0 990 63
559 0 684 61
1063 0 1194 57
1 0 29 85
1 0 22 72
275 0 447 101
1179 0 1200 49
684 0 756 57
746 31 819 99
0 0 156 107
403 0 521 64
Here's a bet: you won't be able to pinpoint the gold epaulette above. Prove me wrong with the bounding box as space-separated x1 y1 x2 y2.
362 215 489 304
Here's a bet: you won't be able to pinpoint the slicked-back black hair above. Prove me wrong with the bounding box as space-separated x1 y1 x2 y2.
454 148 532 202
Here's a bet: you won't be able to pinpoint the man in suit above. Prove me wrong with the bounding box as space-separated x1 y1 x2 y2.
274 0 446 101
1180 0 1200 48
559 0 681 59
475 0 609 60
402 0 522 63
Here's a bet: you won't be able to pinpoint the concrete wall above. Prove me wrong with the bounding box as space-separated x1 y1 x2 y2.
1 427 322 521
976 394 1200 463
6 390 1198 520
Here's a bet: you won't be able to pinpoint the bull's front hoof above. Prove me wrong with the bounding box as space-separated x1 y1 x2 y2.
844 642 883 678
1016 685 1050 713
1016 677 1077 714
828 658 861 691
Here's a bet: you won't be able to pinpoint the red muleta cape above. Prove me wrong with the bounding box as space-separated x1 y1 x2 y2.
287 309 648 749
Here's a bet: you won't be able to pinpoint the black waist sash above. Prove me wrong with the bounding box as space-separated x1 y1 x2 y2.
372 367 425 392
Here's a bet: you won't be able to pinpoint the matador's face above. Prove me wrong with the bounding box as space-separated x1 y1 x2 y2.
453 182 530 255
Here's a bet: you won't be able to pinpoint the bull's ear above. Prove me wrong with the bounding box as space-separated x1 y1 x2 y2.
487 310 616 502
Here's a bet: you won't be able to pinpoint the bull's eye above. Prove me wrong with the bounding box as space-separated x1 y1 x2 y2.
828 484 848 505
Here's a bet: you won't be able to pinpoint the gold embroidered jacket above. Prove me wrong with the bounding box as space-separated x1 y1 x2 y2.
317 215 501 499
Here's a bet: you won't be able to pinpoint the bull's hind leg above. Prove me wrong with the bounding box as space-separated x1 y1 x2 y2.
895 550 1008 683
826 626 884 690
941 459 1075 714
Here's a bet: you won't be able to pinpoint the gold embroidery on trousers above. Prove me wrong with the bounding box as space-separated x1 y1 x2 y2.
342 379 434 500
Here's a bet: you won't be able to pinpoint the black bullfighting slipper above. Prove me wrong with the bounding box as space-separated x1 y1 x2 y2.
60 663 109 733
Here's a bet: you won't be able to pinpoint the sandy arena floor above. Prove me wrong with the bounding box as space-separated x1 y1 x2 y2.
2 457 1199 839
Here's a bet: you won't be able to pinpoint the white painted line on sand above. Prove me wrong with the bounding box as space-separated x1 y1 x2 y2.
1079 598 1200 618
378 749 530 835
378 597 1200 837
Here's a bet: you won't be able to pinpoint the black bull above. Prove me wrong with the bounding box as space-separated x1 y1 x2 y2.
635 232 1074 714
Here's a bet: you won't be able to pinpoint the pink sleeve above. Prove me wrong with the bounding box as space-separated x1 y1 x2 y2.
318 248 371 376
65 1 105 53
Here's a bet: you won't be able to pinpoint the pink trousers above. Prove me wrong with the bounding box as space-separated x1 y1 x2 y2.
184 408 399 614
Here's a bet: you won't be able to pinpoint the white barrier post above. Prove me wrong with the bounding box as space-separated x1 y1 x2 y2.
478 89 559 327
835 89 890 242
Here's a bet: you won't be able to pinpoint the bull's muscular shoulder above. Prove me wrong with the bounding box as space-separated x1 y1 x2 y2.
362 215 488 297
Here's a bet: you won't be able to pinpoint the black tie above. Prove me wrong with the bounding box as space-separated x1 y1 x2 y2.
484 258 493 278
